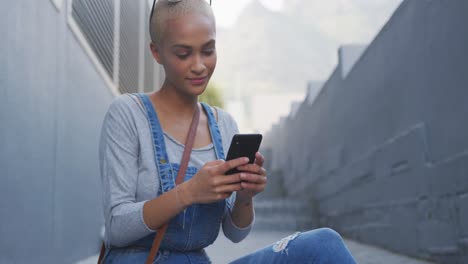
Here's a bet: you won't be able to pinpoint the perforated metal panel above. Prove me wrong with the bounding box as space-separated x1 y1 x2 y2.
72 0 115 78
119 0 140 93
70 0 161 93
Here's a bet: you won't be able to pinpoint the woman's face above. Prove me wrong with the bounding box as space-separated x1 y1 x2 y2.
151 13 217 97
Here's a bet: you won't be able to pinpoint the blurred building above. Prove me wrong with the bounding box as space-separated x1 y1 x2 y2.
262 1 468 263
1 1 163 263
226 93 305 134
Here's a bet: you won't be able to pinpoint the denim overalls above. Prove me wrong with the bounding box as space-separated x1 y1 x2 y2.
104 94 227 264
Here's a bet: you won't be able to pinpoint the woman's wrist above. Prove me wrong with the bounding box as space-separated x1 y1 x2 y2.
177 181 194 207
231 195 254 228
236 194 253 206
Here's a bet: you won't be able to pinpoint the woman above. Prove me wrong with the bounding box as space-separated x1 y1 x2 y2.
99 0 357 263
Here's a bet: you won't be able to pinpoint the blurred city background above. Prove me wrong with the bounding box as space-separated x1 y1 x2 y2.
1 0 467 263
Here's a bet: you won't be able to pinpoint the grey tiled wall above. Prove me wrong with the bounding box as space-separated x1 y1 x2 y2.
263 1 468 263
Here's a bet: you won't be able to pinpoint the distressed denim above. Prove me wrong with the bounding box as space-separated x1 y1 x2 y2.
230 228 357 264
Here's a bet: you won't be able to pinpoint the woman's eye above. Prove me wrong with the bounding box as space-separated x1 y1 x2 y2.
203 49 215 55
176 53 189 59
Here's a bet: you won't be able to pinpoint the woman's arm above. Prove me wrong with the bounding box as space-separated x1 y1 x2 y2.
230 152 267 228
230 197 254 228
141 183 191 230
100 97 153 247
142 158 250 230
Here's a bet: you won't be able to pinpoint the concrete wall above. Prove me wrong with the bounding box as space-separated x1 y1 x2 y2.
263 1 468 263
0 1 148 263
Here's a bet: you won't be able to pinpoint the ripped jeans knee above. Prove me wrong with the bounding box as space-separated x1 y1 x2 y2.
229 229 356 264
272 232 301 253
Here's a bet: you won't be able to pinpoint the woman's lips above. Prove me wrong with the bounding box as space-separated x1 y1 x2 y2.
187 76 208 86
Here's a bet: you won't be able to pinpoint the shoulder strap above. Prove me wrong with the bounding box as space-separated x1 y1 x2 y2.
136 93 172 195
145 103 200 264
201 103 226 160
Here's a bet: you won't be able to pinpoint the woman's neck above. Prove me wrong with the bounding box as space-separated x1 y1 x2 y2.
150 84 199 119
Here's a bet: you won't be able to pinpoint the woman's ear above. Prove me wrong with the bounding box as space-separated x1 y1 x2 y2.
150 42 163 64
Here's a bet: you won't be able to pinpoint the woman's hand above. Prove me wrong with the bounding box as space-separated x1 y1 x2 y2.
182 157 250 204
235 152 267 203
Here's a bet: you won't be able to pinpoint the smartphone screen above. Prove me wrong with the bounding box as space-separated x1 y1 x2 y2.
225 134 263 175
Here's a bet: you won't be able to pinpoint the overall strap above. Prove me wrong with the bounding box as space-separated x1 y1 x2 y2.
201 103 226 160
146 102 200 264
135 93 173 194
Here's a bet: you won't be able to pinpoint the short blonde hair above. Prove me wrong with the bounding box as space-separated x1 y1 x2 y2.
149 0 215 45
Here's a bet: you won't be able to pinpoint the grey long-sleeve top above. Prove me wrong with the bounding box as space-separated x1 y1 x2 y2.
99 94 254 248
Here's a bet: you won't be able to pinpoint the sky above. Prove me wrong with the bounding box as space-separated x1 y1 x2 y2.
211 0 284 27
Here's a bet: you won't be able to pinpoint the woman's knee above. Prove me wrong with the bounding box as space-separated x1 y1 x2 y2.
313 228 343 242
300 228 347 252
299 228 355 263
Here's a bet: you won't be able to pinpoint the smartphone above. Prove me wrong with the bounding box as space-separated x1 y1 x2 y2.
225 134 263 175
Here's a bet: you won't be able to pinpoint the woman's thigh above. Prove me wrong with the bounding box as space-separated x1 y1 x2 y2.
229 228 356 264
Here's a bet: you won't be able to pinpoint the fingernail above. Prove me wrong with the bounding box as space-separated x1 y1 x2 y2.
244 157 249 162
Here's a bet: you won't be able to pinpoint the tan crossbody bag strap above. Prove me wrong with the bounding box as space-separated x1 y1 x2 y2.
98 104 200 264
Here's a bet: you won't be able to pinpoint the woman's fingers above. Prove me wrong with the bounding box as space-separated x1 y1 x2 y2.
215 157 249 175
192 157 268 204
240 173 267 184
240 181 265 192
212 174 242 186
215 183 243 193
205 159 226 167
254 152 265 167
237 164 266 176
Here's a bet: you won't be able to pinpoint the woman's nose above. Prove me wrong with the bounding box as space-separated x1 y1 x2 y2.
191 55 206 74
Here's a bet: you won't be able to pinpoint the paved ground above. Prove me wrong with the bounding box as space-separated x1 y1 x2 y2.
77 230 434 264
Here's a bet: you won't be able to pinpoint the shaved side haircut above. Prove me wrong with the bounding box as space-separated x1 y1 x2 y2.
149 0 215 45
